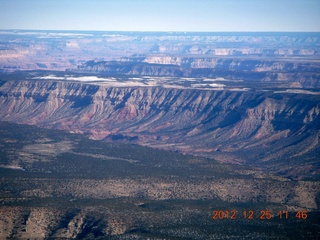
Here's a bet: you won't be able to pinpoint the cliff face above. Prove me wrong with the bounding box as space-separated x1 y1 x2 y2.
0 80 319 178
143 56 320 71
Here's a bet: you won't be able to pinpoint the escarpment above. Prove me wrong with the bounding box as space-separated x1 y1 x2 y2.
0 79 319 179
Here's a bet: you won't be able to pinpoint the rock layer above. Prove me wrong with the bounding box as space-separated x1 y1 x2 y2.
0 79 319 178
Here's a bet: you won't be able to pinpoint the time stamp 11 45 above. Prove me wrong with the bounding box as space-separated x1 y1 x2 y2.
212 210 308 220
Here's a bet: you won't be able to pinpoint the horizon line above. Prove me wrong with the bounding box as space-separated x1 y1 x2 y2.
1 29 320 34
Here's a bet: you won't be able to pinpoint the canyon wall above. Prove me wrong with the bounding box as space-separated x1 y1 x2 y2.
1 79 319 179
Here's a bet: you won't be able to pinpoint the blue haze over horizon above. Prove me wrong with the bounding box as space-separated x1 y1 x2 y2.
0 0 319 32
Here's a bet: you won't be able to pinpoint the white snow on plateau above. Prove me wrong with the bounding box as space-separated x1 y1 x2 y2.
33 75 255 91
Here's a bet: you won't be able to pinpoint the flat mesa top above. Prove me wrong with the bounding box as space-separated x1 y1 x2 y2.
0 29 319 94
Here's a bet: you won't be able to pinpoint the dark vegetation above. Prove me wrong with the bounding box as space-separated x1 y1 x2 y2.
0 121 250 180
0 121 319 239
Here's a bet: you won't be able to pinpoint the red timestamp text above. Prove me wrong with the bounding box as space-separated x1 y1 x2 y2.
212 210 308 220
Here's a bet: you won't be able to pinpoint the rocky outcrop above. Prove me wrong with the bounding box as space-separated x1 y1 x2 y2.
0 206 130 239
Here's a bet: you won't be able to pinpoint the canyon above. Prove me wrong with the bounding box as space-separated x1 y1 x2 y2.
0 30 319 239
0 77 319 180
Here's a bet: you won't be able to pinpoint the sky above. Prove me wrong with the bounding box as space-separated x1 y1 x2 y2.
0 0 319 32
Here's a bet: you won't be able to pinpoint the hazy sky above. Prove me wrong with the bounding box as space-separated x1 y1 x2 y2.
0 0 319 32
